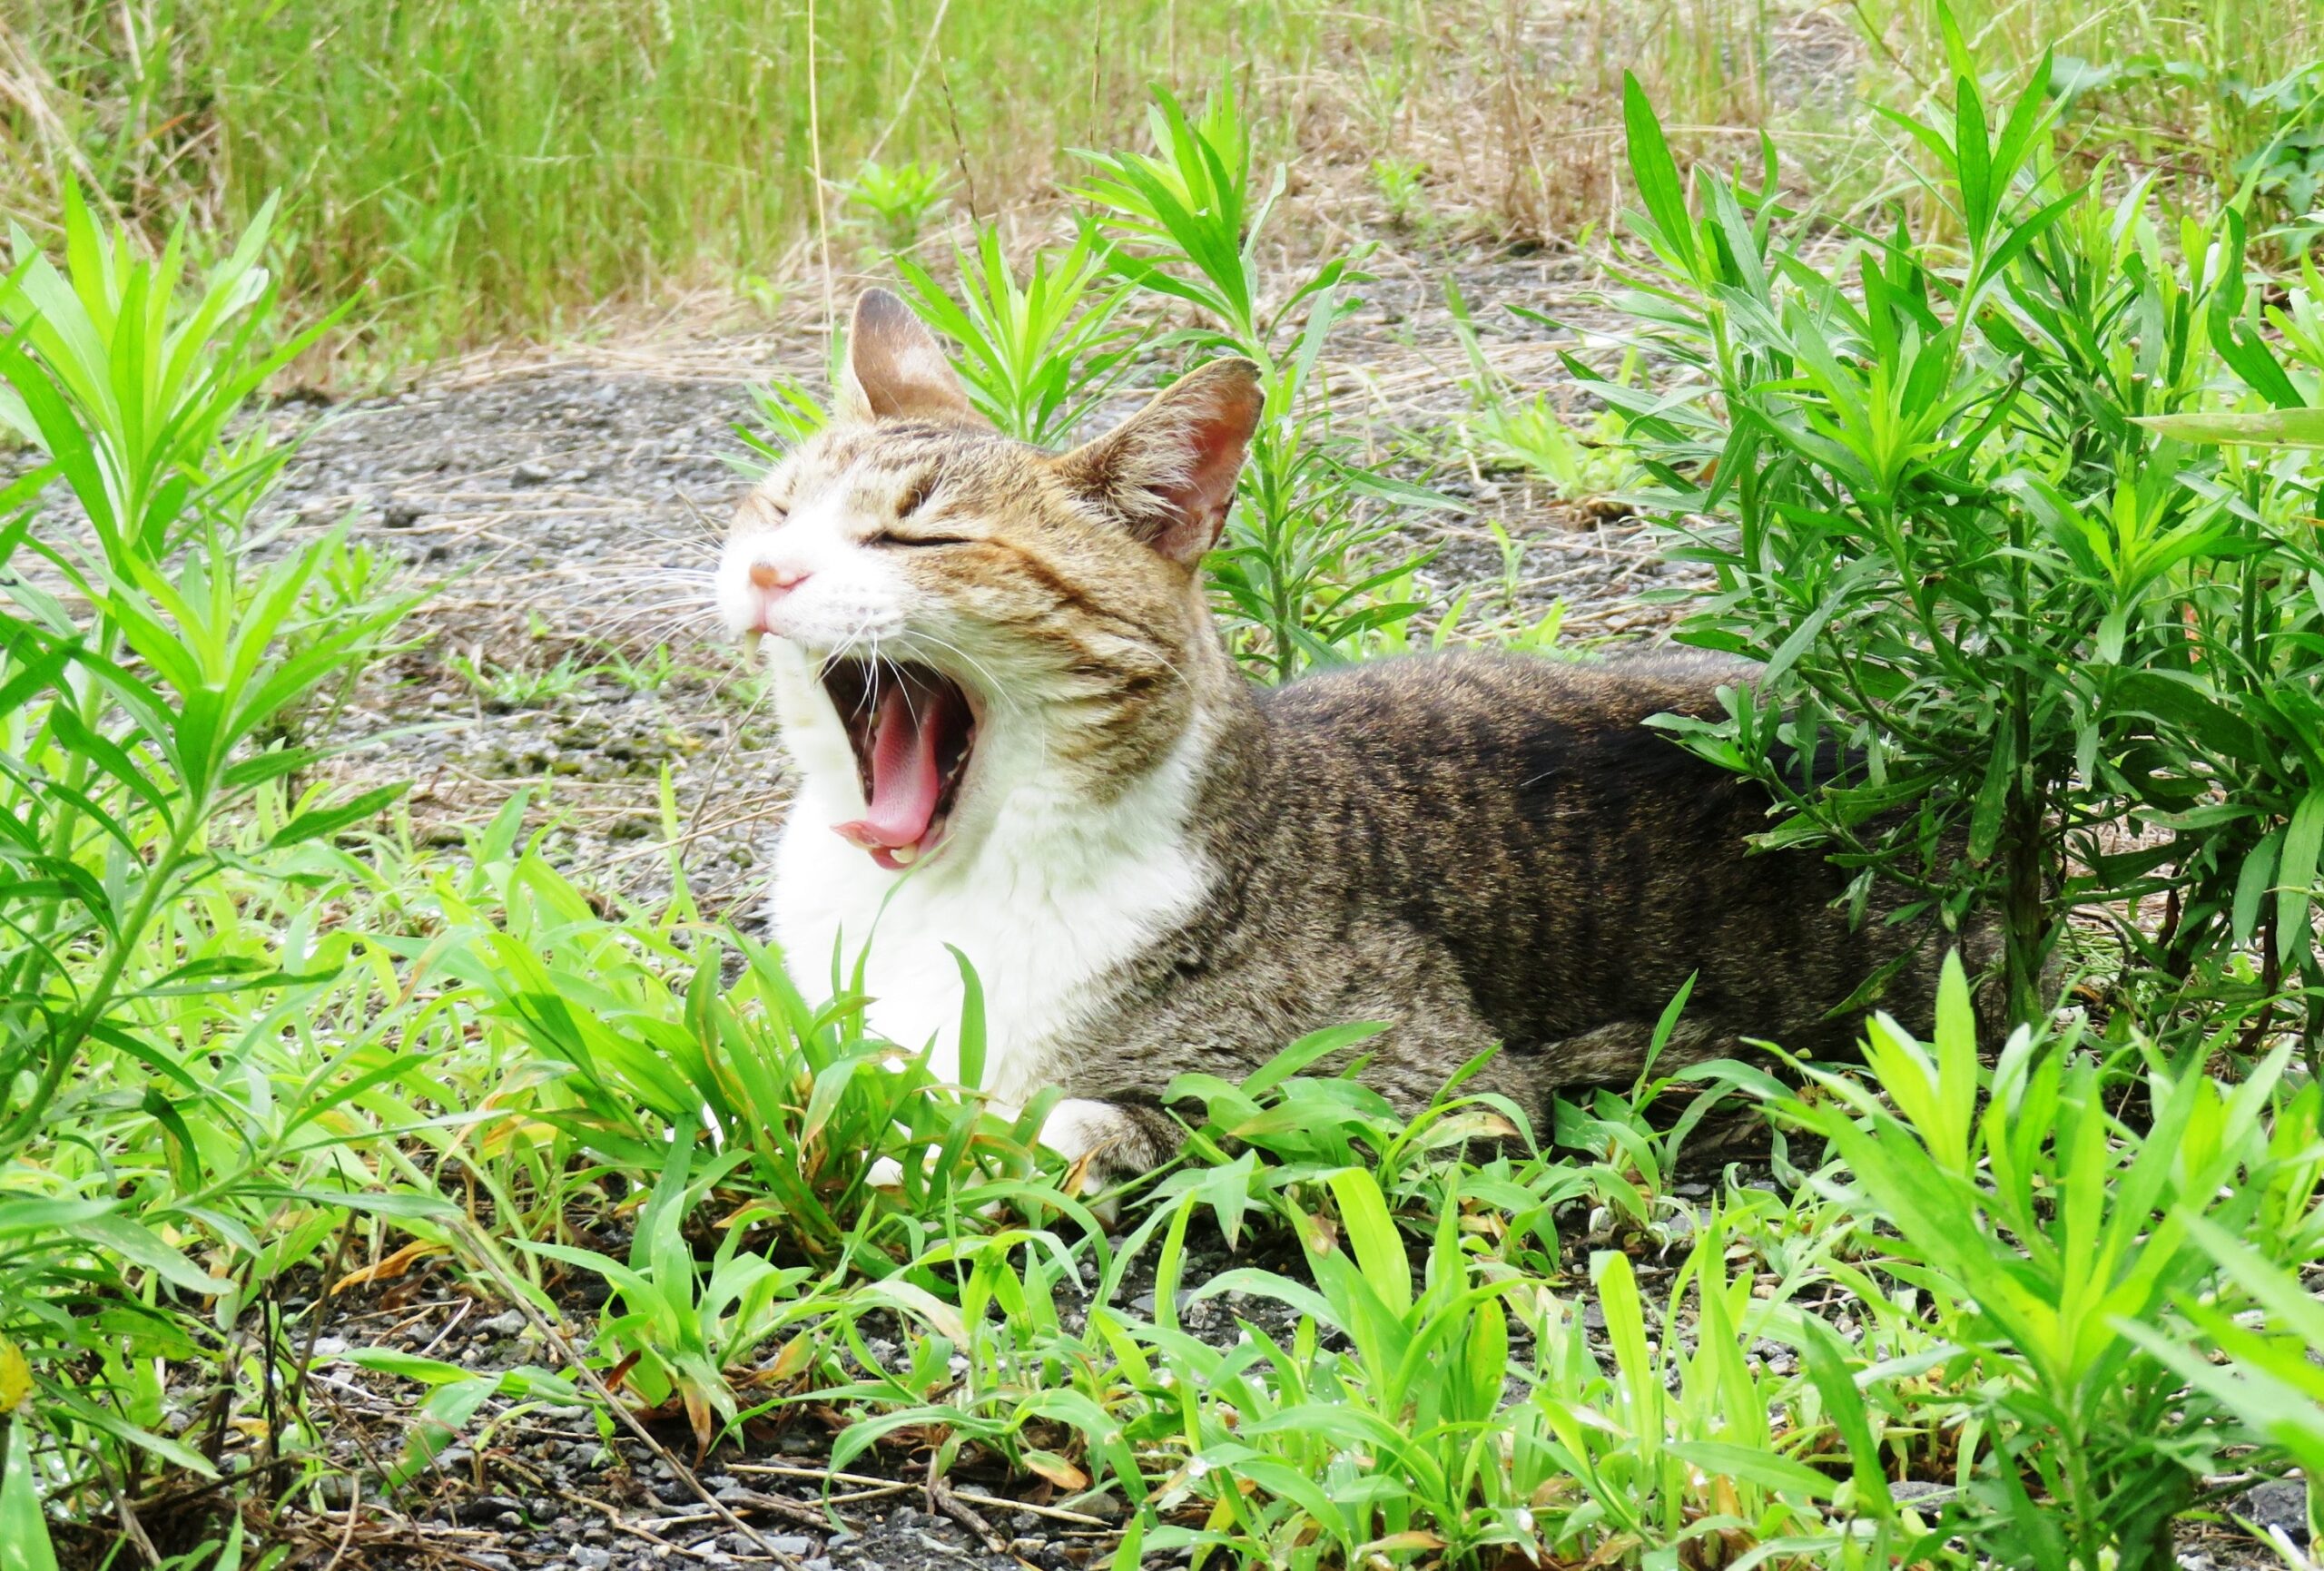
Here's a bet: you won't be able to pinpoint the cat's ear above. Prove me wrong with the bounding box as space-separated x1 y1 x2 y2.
835 289 987 427
1054 358 1263 565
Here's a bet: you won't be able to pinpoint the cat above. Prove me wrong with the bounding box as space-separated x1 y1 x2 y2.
715 289 1970 1182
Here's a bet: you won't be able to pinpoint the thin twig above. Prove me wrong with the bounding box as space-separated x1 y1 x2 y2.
805 0 833 333
448 1220 810 1569
318 1487 365 1571
99 1452 162 1568
861 0 957 166
924 1448 1008 1554
952 1488 1111 1527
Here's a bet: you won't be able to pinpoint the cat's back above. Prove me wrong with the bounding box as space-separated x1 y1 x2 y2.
1226 646 1888 1055
1252 646 1756 805
1235 644 1786 962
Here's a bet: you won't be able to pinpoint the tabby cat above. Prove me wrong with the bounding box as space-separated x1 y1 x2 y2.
715 290 1963 1180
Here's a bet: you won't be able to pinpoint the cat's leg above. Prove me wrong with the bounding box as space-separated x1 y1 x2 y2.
1036 1096 1182 1187
1536 1017 1738 1085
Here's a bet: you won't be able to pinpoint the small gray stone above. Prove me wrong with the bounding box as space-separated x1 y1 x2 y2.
512 460 554 486
2241 1478 2310 1545
760 1536 813 1556
1056 1489 1125 1522
478 1309 527 1336
573 1547 614 1571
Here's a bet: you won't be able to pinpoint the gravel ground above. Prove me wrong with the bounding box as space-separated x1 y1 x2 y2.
156 1203 2309 1571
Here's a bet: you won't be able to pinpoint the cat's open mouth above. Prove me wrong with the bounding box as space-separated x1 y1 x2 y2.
820 656 979 870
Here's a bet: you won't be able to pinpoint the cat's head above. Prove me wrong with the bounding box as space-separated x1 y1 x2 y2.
718 289 1261 869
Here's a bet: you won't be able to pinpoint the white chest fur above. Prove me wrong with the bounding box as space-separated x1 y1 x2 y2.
767 702 1213 1110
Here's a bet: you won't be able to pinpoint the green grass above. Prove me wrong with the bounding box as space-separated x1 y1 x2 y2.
4 0 1322 361
11 0 2318 368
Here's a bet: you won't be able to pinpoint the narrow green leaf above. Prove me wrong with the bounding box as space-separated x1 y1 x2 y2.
2275 790 2324 964
269 783 407 849
1790 1314 1896 1517
946 945 986 1092
2133 408 2324 447
2234 831 2283 948
1324 1168 1411 1319
1621 74 1699 279
0 1427 47 1569
1668 1439 1837 1502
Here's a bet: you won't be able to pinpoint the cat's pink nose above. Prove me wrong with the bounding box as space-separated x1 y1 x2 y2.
749 562 806 592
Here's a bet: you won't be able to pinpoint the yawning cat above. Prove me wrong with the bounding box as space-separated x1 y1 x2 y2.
716 290 1962 1180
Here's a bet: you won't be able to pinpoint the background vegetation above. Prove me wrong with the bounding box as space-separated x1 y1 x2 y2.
4 0 2319 361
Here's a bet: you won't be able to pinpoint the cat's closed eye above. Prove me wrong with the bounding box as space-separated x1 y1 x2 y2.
870 529 974 548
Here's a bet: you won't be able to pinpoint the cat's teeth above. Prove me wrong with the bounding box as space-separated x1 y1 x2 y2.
891 843 918 865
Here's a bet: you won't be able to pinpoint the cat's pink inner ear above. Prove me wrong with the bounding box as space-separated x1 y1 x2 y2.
1067 359 1264 565
837 289 986 427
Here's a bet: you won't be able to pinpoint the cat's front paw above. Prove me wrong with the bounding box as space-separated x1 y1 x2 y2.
1038 1097 1177 1197
1038 1098 1128 1165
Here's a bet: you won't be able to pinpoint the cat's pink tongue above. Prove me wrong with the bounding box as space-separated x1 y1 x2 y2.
833 684 941 869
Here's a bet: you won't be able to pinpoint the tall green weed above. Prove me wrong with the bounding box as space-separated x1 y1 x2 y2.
1601 55 2324 1036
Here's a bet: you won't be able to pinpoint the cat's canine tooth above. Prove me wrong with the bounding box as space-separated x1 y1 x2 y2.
891 843 918 865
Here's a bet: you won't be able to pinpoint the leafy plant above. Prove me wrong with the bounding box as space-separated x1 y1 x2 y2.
843 158 954 255
1758 956 2324 1570
1447 280 1641 509
1369 156 1432 231
519 1137 825 1453
0 190 428 1546
1152 1166 1539 1566
447 646 593 708
1468 396 1640 506
2127 1213 2324 1539
733 372 832 469
1606 57 2324 1030
432 866 1078 1266
896 227 1143 446
1077 83 1449 680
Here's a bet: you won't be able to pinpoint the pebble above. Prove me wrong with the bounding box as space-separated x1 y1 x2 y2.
2241 1478 2310 1544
